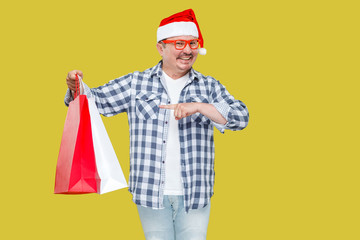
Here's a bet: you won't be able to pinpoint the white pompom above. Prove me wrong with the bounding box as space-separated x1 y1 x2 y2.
199 48 207 55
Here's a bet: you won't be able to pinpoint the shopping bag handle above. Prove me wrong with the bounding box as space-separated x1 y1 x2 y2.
74 74 84 99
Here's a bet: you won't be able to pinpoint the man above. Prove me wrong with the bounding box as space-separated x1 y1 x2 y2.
65 9 249 240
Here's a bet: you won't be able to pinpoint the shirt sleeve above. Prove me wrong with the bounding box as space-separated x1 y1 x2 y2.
209 79 249 133
210 102 230 133
64 73 133 117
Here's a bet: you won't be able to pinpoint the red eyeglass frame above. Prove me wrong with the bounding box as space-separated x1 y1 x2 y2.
161 39 202 50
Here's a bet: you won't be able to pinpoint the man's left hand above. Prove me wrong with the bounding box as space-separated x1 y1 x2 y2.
159 103 200 120
160 102 227 124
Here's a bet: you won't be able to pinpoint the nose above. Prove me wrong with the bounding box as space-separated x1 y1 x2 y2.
183 43 192 54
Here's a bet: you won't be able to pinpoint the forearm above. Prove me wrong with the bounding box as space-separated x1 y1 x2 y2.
197 102 227 125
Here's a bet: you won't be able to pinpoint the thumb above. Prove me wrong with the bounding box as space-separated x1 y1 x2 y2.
69 70 83 80
74 70 83 79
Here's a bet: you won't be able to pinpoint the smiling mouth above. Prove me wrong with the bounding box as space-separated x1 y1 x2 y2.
178 55 192 61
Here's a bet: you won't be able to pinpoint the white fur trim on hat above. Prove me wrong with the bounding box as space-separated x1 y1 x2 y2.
157 22 199 42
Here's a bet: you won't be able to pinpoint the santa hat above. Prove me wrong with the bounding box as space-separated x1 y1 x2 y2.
157 9 207 55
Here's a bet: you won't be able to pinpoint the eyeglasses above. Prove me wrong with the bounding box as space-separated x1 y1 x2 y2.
161 39 201 50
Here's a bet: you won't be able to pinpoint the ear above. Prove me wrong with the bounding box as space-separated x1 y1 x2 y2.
156 42 164 56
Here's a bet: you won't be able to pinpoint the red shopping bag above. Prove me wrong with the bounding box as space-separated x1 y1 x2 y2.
54 77 100 194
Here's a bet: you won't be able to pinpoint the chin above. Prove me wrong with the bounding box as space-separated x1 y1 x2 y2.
177 60 194 70
177 64 192 72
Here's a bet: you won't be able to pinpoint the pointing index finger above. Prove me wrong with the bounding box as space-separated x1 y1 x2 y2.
159 104 176 110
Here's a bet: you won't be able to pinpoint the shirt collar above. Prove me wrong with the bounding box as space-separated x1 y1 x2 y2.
148 60 163 78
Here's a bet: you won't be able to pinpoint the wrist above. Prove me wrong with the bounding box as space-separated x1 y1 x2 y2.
196 102 206 114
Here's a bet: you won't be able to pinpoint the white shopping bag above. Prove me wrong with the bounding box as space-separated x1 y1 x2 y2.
88 97 128 194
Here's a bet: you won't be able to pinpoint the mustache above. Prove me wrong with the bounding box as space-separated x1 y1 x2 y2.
177 53 193 58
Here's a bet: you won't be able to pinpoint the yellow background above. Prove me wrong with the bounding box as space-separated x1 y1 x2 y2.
1 0 359 239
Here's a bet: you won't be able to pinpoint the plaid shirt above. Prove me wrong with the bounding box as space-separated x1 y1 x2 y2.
65 61 249 212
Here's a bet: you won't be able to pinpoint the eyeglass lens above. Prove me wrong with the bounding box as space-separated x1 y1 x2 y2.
175 40 199 50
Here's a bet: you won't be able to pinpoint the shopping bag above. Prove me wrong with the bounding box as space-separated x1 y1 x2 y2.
54 94 100 194
88 98 128 194
55 74 127 194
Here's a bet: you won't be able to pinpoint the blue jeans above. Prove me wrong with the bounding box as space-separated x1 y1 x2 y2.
137 195 211 240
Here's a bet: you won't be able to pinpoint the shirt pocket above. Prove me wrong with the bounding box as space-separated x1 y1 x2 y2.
135 91 161 120
188 95 211 125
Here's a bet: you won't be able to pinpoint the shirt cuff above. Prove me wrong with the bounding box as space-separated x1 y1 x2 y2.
211 102 230 133
64 89 73 106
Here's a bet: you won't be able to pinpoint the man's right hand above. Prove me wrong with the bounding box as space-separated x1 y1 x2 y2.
66 70 83 91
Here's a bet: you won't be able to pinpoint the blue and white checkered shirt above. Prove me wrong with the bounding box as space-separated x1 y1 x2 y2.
65 61 249 212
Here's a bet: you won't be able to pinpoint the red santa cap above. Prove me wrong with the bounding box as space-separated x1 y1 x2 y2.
157 9 207 55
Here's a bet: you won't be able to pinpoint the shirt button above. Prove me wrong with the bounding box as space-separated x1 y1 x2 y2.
165 121 168 124
162 161 165 164
168 101 171 104
163 140 166 143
